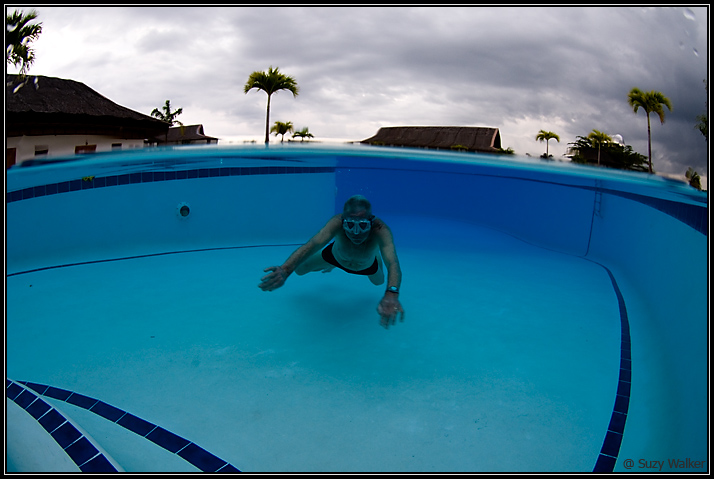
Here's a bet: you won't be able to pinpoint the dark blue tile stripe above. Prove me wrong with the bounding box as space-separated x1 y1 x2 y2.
6 379 118 472
8 161 704 236
7 243 303 278
592 267 632 472
9 380 240 472
602 188 707 236
6 165 335 204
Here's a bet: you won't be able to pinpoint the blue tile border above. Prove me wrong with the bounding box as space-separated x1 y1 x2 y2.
7 379 240 472
7 162 704 236
601 188 707 236
6 165 336 204
592 267 632 472
6 379 118 472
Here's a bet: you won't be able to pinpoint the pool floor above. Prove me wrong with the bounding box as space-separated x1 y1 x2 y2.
6 217 622 472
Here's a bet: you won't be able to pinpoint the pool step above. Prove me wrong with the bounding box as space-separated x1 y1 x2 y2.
7 380 241 472
6 379 123 472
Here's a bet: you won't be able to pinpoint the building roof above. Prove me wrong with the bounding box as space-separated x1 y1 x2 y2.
151 124 218 145
361 126 502 153
6 74 168 139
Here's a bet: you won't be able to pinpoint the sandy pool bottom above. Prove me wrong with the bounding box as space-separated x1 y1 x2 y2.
6 218 621 472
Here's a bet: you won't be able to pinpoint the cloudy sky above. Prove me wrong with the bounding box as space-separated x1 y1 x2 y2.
8 6 709 179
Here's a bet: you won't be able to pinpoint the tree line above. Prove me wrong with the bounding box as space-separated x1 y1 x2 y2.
536 84 706 190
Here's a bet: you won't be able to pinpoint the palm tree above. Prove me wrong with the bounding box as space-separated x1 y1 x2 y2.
587 130 612 166
6 9 43 77
627 87 672 173
685 167 702 190
244 66 299 144
293 127 314 142
151 100 183 126
270 121 294 142
695 79 707 142
535 130 560 158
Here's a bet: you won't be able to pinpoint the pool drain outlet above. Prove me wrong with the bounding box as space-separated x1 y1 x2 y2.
177 202 191 219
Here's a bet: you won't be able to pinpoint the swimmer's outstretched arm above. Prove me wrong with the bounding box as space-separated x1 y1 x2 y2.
259 215 342 291
374 222 405 328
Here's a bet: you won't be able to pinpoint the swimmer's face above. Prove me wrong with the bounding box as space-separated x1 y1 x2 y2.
342 208 372 244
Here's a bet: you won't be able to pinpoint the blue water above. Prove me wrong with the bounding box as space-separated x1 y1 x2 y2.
6 144 707 472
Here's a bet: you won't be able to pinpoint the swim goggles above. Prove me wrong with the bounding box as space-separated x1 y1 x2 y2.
342 217 372 235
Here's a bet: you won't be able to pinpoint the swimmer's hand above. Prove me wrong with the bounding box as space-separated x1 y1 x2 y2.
377 294 405 329
259 266 288 291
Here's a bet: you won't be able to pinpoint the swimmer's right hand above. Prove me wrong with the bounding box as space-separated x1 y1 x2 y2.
259 266 288 291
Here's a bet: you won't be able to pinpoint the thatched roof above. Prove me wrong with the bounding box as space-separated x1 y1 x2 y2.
361 126 502 153
151 124 218 145
6 74 168 139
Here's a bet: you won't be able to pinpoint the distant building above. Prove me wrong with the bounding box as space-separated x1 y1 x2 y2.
6 74 168 168
361 126 502 153
150 124 218 146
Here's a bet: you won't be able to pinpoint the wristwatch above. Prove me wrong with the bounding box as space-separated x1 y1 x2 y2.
386 286 399 294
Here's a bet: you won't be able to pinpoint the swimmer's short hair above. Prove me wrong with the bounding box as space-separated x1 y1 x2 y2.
343 195 372 215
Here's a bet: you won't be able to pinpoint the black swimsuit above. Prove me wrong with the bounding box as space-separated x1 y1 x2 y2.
321 242 379 276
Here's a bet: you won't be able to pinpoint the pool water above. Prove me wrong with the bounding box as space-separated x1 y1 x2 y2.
6 145 707 472
8 216 622 472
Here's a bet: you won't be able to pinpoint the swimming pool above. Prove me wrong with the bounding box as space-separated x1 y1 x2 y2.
6 144 708 472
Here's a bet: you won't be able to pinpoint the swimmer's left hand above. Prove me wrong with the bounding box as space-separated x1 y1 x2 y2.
378 294 405 329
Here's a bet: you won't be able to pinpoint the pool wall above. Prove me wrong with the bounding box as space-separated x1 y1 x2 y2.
6 145 708 470
334 156 596 256
6 152 336 274
587 191 708 466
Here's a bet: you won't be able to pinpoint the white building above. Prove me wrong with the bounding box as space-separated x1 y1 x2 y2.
6 75 168 168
